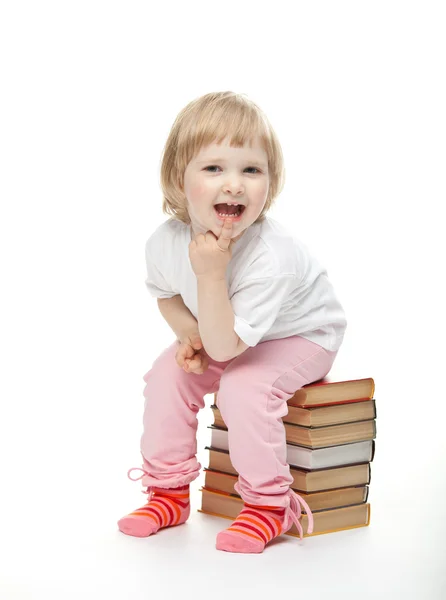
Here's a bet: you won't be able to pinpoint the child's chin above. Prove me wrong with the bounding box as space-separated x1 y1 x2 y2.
214 224 239 237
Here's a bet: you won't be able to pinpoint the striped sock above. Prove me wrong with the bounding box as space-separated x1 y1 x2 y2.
118 484 190 538
216 503 288 554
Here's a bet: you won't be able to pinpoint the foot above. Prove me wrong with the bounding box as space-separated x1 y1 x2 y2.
118 484 190 538
216 503 288 554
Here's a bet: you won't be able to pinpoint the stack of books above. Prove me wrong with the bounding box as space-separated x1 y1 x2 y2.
199 376 376 538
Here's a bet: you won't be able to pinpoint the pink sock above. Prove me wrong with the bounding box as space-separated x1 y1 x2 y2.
216 503 289 554
118 484 190 538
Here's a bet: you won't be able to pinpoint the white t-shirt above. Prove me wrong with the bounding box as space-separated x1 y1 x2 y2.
145 216 347 352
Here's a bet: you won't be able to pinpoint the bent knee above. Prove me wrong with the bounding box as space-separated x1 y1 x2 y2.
216 374 263 412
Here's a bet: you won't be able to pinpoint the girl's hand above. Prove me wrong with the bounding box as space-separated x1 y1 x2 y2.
175 333 209 375
189 219 235 281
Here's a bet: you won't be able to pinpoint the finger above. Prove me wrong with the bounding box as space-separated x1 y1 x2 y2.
183 358 201 374
184 344 195 359
183 356 195 369
191 337 203 350
216 218 234 251
177 344 193 366
175 347 184 366
187 355 202 370
176 351 187 367
188 360 205 375
176 345 187 364
193 356 209 374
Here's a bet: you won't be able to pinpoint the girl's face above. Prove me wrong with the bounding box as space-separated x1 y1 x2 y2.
183 136 270 242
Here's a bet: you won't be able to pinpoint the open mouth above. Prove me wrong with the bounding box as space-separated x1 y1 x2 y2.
214 203 246 220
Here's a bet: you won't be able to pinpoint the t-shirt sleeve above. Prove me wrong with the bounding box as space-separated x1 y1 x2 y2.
144 244 177 299
232 275 296 347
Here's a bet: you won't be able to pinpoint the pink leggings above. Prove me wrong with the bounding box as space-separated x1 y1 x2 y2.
136 335 338 508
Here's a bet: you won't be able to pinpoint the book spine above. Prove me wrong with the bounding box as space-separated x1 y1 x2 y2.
198 498 371 537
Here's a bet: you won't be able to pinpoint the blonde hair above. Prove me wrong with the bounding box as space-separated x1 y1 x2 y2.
160 91 285 225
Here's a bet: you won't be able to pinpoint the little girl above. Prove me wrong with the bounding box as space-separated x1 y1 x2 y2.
117 91 347 554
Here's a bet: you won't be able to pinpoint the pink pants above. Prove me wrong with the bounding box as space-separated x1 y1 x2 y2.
137 335 338 508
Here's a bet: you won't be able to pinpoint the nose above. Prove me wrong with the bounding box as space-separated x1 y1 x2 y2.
222 173 244 196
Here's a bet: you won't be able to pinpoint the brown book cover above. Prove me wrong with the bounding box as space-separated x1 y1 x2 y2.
288 399 377 427
217 376 375 408
199 488 371 537
203 469 369 512
206 447 371 492
282 420 377 448
208 427 375 470
211 400 377 429
211 406 376 447
289 377 375 407
209 419 376 451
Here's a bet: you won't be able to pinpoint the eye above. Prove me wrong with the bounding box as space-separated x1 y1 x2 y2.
204 166 261 173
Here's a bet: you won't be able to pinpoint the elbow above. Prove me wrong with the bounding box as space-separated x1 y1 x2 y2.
205 344 235 362
206 338 248 362
207 350 231 363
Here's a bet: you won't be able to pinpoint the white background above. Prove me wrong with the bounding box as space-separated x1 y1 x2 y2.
1 1 445 598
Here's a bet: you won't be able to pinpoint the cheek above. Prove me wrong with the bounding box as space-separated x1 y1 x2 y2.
193 183 208 197
187 181 210 205
254 179 269 201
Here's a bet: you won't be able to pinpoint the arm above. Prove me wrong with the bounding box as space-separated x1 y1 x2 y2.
197 277 249 362
157 295 200 343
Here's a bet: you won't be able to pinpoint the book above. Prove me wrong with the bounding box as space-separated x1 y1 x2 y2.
283 420 376 449
210 408 376 449
211 399 376 428
209 426 375 469
204 469 369 512
199 488 371 537
213 376 374 408
206 447 372 492
288 377 375 407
